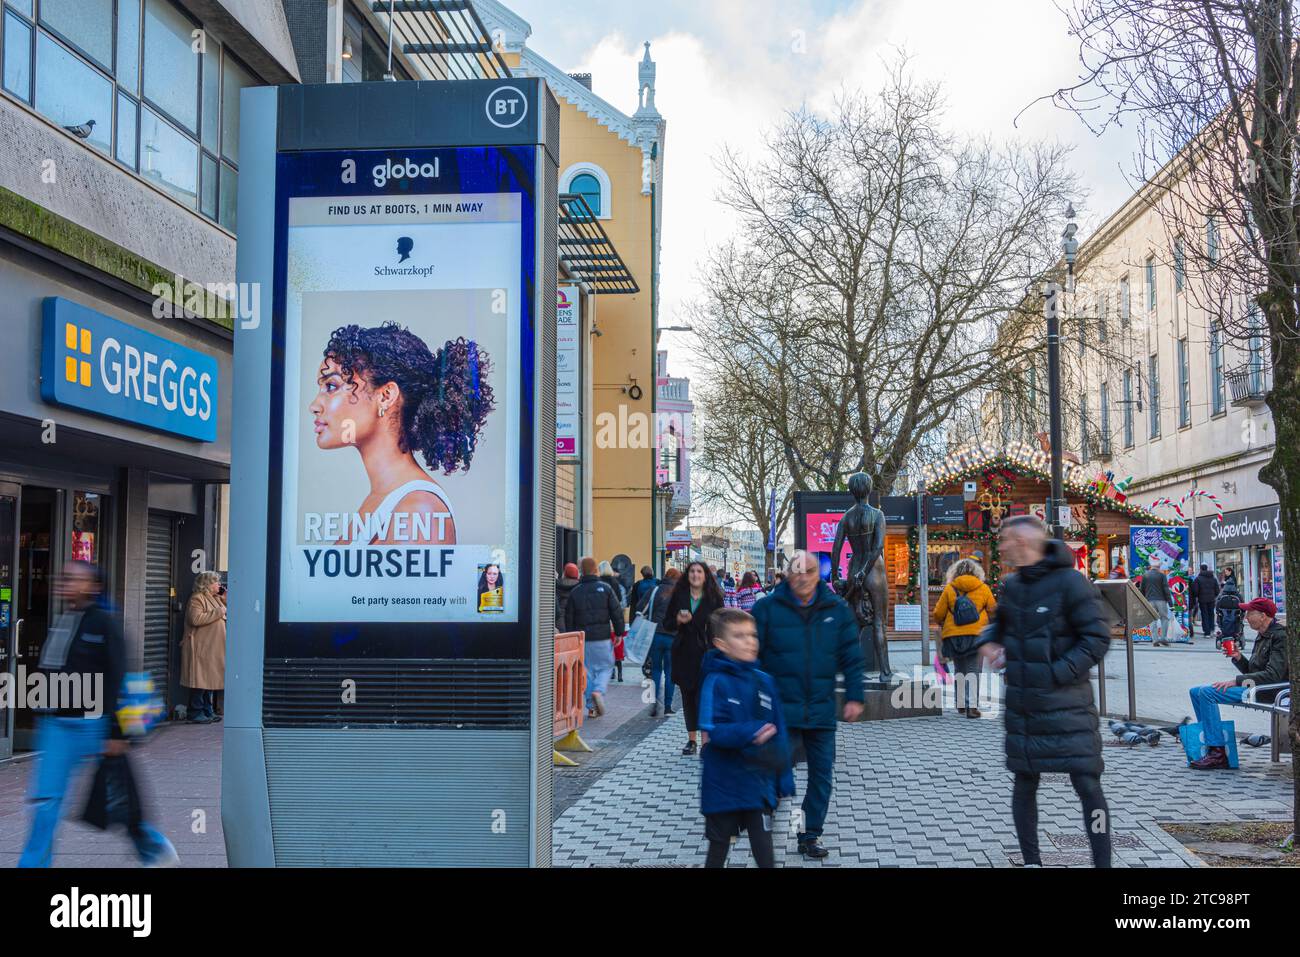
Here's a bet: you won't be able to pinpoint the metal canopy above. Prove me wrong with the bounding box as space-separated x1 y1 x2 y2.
558 194 639 294
369 0 512 80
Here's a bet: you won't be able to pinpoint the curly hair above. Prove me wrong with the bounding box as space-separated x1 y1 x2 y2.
323 322 495 474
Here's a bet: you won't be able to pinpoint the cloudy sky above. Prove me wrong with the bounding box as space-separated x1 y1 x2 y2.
504 0 1140 360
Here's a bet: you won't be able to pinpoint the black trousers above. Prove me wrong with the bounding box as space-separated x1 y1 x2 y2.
681 684 701 733
1012 771 1112 867
704 810 775 868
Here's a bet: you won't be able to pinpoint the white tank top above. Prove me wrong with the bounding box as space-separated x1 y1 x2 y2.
366 478 454 544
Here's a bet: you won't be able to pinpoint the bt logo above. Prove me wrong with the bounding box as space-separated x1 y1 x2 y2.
486 86 528 128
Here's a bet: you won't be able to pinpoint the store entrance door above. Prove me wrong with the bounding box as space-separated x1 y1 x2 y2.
0 483 19 761
13 487 60 752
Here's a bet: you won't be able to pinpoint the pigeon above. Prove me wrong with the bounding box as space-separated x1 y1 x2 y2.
1243 733 1271 748
63 118 96 139
1109 720 1162 746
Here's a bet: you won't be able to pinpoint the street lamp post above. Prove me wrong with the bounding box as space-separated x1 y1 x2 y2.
1046 204 1079 540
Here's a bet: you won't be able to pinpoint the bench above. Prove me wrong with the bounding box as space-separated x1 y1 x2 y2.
1226 683 1291 763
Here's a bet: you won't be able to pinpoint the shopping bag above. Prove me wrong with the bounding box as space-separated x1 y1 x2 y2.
81 754 144 831
1178 721 1239 768
115 672 165 737
624 614 656 665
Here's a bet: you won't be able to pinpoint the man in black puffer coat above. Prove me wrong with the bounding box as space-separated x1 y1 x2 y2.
976 516 1112 867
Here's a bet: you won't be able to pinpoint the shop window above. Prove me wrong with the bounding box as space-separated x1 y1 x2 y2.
116 0 140 94
200 151 218 219
218 161 237 232
3 10 31 102
220 51 252 164
40 0 112 71
143 0 199 134
115 91 137 169
34 32 113 154
71 491 103 563
140 105 198 208
201 39 219 150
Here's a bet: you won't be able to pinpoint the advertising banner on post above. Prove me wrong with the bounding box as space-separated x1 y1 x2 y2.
279 190 522 625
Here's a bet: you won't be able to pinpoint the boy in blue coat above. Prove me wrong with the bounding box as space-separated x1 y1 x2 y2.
698 608 795 868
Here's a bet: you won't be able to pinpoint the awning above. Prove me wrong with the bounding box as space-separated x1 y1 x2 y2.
369 1 511 80
558 194 639 295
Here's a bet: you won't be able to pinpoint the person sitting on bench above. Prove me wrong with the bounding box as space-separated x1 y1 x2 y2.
1187 597 1289 770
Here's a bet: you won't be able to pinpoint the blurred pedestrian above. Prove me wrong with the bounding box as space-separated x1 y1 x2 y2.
664 561 725 754
733 571 764 611
19 561 178 868
182 571 226 724
629 565 658 621
565 557 626 716
932 557 995 718
1215 576 1243 647
976 516 1112 868
698 608 794 868
1189 564 1220 641
1137 562 1174 646
645 567 681 717
753 550 865 859
599 560 628 681
555 562 580 631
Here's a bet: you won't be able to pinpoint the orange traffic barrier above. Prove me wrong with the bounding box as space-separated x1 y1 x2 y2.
553 631 591 765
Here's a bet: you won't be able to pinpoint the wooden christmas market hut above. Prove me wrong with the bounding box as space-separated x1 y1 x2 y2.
896 442 1175 614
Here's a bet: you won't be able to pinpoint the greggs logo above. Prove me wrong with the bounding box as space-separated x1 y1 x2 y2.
41 297 219 443
64 322 93 387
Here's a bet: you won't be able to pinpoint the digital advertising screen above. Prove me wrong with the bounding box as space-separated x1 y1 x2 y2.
265 146 538 659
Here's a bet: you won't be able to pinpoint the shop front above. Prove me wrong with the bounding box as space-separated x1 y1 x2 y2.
0 249 231 759
1193 504 1285 615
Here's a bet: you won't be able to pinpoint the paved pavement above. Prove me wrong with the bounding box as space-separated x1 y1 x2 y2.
551 688 1294 868
0 723 226 868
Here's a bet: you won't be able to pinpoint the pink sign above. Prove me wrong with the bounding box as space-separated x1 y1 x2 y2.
556 437 576 455
805 512 852 579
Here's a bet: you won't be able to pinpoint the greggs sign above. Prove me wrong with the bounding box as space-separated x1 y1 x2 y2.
40 297 218 442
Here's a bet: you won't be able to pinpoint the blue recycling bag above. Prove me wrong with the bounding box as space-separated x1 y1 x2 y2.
1178 720 1239 768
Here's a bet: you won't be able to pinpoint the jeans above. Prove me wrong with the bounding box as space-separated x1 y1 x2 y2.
1012 771 1111 867
1149 601 1170 642
584 638 614 709
1198 602 1216 638
649 633 675 708
189 688 214 719
19 715 176 867
1189 683 1247 747
788 727 836 842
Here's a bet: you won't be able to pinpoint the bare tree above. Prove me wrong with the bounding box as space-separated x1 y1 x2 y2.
690 378 794 577
1053 0 1300 837
691 62 1081 496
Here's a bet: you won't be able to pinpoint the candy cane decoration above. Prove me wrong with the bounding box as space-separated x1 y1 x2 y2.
1149 497 1186 521
1180 489 1224 520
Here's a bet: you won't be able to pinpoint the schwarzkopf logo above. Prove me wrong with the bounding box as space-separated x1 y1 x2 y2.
373 236 434 278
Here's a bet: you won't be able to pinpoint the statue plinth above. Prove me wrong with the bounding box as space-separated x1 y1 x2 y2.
837 676 942 721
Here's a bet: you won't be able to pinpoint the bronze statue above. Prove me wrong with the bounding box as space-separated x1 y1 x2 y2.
830 472 894 681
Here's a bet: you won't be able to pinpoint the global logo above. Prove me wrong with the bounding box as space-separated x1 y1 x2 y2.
371 156 441 188
486 85 528 129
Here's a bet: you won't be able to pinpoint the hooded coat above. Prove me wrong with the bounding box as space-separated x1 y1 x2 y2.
933 573 997 641
752 579 866 729
979 541 1111 775
697 650 796 814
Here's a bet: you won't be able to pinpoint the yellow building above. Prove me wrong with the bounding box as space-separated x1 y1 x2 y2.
479 1 666 572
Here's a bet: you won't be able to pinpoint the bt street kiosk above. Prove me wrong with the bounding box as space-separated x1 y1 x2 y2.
224 79 559 866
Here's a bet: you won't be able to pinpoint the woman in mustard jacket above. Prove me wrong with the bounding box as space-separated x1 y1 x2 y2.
932 558 996 718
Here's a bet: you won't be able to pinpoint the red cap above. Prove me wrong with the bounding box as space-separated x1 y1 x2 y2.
1238 597 1277 617
563 563 580 579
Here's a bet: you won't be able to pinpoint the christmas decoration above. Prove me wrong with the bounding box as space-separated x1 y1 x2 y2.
1150 497 1186 522
1179 489 1224 520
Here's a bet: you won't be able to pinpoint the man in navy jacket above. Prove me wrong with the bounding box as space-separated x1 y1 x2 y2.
752 550 865 859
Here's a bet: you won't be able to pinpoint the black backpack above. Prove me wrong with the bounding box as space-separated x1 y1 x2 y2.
951 589 980 627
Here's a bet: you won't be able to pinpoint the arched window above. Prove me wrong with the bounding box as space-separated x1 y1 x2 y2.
569 173 601 217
